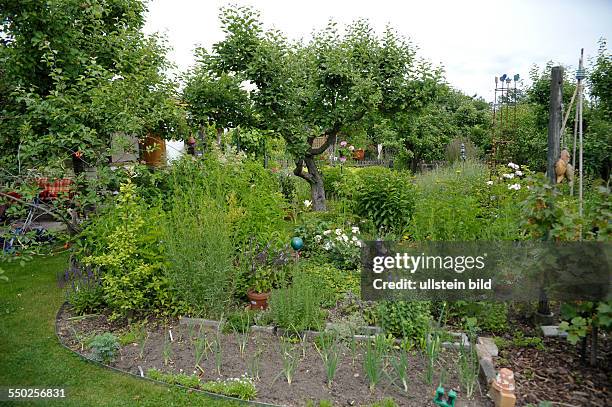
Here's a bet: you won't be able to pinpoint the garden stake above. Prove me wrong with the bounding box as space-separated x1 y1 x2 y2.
433 386 457 407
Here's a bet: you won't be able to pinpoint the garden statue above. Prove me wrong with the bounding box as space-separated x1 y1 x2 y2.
433 386 456 407
490 368 516 407
554 149 574 184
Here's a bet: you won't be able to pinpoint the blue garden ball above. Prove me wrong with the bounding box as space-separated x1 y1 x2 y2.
290 237 304 251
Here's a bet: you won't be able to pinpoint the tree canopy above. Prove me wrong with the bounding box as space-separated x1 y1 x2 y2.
0 0 186 174
185 5 442 210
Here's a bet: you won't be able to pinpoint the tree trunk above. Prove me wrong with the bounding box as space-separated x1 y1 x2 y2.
304 156 326 211
294 155 327 211
216 128 223 146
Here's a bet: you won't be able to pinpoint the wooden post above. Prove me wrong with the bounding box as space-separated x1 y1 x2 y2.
547 66 563 184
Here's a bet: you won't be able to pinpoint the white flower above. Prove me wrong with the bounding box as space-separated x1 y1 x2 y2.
110 74 123 81
515 170 523 176
507 162 519 170
508 183 521 190
352 236 358 241
486 180 494 186
323 242 332 250
348 145 355 151
303 200 312 208
335 228 342 236
351 226 360 234
342 234 349 242
502 173 515 179
323 230 331 236
336 236 343 241
314 235 322 243
355 240 362 247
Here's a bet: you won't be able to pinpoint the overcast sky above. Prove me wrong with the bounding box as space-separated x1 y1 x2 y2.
143 0 612 102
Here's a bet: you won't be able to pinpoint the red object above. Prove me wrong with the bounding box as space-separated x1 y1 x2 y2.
36 178 74 200
247 290 270 310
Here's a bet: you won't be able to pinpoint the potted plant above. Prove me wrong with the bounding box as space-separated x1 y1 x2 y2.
247 266 273 310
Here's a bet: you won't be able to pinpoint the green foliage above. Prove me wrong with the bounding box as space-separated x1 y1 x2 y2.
409 161 525 241
88 332 120 364
559 301 612 345
314 332 340 388
200 376 257 401
376 301 432 340
190 5 442 209
77 180 180 319
448 301 508 333
147 368 201 389
363 334 389 392
268 272 327 331
349 167 415 234
0 0 186 174
162 159 235 318
302 262 360 307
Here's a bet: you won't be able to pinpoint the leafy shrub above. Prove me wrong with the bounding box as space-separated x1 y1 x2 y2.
89 332 120 364
349 167 415 234
269 272 328 331
376 301 432 340
77 180 179 319
201 376 257 401
302 262 360 307
448 301 508 333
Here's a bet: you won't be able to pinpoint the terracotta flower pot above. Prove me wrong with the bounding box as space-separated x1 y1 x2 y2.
247 290 270 310
353 148 365 160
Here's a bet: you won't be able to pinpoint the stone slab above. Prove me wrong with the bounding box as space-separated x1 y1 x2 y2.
478 336 499 357
540 325 568 338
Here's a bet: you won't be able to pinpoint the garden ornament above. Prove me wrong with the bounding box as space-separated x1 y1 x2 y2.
490 368 516 407
290 236 303 263
554 149 574 184
433 386 456 407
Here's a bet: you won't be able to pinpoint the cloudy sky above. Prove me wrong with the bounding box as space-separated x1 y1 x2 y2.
143 0 611 102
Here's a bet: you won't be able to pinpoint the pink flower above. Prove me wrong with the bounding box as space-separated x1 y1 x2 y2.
340 141 347 147
340 156 347 163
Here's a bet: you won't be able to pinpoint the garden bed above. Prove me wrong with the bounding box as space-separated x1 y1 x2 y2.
56 305 491 406
493 332 611 407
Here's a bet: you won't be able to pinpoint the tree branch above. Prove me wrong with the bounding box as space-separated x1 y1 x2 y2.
293 158 314 183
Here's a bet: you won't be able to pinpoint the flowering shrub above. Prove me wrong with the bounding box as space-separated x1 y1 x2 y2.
315 225 362 270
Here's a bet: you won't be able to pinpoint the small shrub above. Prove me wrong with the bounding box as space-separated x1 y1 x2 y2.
89 333 120 364
376 301 432 340
302 262 360 307
351 167 415 234
449 301 508 333
269 272 327 331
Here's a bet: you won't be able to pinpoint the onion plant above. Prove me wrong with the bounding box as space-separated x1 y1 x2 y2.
363 334 388 392
315 333 340 388
277 339 299 385
162 330 173 366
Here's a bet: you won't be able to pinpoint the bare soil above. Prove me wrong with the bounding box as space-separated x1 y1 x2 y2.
56 305 491 407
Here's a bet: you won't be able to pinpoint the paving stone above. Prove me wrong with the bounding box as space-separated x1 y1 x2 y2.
540 325 568 337
250 325 275 335
479 357 497 385
478 336 499 357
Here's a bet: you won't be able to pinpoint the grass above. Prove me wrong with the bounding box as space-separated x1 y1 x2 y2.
0 253 239 406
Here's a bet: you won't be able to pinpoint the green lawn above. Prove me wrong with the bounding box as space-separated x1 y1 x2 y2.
0 253 239 406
